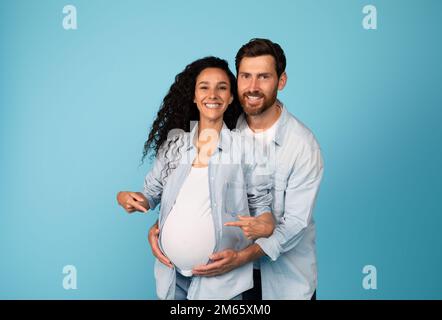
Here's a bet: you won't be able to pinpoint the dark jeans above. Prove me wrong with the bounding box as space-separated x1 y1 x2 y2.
243 269 262 300
175 271 242 300
243 269 317 300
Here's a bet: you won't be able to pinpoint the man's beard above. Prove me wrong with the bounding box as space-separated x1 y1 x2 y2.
239 87 278 116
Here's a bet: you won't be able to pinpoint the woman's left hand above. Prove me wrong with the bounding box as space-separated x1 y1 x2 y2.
224 212 275 240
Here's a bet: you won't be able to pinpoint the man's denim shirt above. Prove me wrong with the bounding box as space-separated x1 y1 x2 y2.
142 123 272 300
236 103 324 300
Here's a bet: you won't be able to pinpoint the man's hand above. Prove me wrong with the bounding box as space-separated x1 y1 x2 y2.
148 221 173 268
117 191 148 213
192 249 243 277
224 212 275 240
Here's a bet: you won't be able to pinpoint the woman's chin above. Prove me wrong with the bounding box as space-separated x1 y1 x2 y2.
200 113 225 123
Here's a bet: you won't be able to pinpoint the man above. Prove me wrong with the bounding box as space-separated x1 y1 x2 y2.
121 38 324 299
189 39 324 300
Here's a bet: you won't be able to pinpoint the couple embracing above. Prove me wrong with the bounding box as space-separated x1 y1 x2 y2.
117 38 323 300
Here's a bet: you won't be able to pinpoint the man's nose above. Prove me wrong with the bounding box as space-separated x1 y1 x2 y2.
248 77 259 92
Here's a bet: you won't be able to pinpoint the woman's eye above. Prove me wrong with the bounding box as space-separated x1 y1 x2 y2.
219 86 227 90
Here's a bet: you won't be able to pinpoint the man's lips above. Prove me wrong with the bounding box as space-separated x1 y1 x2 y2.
244 94 264 105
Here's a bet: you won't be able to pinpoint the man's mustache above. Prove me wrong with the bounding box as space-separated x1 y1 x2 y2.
243 91 264 98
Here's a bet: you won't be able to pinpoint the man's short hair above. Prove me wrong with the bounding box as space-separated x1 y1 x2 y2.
235 38 287 78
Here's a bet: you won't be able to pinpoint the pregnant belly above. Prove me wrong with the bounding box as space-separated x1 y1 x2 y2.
161 213 216 276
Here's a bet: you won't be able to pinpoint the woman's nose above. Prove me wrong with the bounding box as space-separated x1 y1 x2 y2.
208 89 218 99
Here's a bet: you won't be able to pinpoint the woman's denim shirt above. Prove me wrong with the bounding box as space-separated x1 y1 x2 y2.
142 123 272 300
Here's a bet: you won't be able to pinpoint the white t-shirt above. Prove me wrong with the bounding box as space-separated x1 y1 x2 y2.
243 113 280 270
160 166 215 276
243 113 280 152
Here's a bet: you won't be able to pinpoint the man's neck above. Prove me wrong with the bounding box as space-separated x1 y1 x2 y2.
246 102 282 133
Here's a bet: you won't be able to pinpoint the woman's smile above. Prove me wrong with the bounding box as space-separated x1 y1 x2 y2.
194 67 234 122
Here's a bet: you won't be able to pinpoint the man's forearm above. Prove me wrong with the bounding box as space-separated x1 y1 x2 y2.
238 243 266 266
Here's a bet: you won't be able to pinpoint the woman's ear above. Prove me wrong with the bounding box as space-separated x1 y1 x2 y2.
229 96 234 105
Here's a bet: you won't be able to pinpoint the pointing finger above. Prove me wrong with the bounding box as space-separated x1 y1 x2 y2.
224 221 248 227
130 192 145 202
127 199 147 212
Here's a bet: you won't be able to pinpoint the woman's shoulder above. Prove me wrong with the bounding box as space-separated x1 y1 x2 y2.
157 129 190 159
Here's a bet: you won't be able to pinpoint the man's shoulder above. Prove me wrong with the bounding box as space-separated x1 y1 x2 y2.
281 109 320 150
278 109 324 176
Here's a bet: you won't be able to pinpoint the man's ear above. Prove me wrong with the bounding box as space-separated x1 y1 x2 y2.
278 72 288 91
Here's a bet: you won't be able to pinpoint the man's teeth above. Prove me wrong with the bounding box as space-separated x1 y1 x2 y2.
247 95 261 100
205 103 221 108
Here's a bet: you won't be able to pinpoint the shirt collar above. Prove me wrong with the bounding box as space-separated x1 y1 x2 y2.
274 100 288 146
236 99 288 146
185 121 231 153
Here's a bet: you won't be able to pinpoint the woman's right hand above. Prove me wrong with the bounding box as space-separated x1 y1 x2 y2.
148 221 173 268
116 191 149 213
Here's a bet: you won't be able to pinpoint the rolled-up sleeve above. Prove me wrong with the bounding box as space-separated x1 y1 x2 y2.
142 151 166 211
255 143 324 261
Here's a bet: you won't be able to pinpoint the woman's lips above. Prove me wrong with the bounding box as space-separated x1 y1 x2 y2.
204 103 222 109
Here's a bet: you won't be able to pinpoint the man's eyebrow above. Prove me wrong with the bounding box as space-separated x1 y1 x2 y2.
238 72 272 76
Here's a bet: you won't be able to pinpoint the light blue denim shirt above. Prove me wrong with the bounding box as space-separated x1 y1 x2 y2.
236 102 324 300
142 123 272 300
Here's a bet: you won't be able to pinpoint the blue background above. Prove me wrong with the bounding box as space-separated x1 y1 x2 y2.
1 0 441 299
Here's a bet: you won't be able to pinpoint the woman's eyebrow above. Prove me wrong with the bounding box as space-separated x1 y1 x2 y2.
197 81 229 85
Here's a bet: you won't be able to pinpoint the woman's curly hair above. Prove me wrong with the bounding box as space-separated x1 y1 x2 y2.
141 56 242 163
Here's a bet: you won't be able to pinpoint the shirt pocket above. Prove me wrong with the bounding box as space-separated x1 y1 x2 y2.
223 180 249 217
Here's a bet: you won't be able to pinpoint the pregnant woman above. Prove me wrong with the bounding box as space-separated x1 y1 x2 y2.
117 57 274 300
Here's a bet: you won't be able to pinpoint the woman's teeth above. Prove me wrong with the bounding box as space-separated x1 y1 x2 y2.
205 103 222 109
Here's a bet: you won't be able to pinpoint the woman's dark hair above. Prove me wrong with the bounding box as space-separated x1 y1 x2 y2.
235 38 286 78
141 56 242 163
